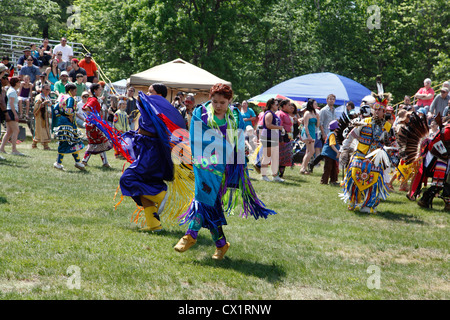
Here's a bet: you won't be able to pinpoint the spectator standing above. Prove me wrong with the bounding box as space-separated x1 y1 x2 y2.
289 102 300 139
180 94 195 129
240 100 257 128
276 99 293 178
54 71 72 95
32 84 52 150
52 38 73 68
107 95 119 127
78 53 98 83
260 98 285 182
172 91 185 110
320 120 340 185
342 101 355 117
126 86 138 130
19 56 41 84
46 59 60 91
113 99 130 135
69 59 87 83
429 87 449 118
76 91 89 128
98 81 110 120
415 78 435 109
0 65 9 150
300 99 320 174
310 94 336 171
0 77 24 156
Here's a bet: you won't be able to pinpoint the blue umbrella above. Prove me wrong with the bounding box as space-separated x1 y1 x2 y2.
259 72 371 106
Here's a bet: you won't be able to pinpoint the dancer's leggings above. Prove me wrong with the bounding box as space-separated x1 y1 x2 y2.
185 213 226 248
56 150 82 164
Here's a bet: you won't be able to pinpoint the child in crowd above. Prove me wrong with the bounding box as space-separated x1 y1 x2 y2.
113 98 130 159
320 120 340 185
18 75 32 120
245 125 258 156
75 73 87 102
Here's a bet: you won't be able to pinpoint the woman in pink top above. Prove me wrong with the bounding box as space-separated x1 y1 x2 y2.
415 78 435 107
276 99 293 177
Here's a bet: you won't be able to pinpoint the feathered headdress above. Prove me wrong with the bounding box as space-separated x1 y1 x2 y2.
371 76 392 110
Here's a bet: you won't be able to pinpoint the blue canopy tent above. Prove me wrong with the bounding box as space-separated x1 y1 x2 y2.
254 72 371 107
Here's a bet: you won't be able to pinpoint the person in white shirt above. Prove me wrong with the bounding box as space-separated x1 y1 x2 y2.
52 37 73 66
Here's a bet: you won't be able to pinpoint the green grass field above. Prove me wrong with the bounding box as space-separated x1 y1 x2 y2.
0 136 448 300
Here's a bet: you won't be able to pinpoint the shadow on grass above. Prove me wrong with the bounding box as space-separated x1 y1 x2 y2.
194 257 286 283
355 210 426 225
139 228 286 282
0 196 8 204
0 159 29 168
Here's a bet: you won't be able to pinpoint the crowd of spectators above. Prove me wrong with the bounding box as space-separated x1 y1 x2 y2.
0 38 449 178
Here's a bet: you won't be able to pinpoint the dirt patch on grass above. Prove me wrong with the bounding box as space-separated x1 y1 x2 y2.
0 278 40 293
369 247 449 265
275 284 339 300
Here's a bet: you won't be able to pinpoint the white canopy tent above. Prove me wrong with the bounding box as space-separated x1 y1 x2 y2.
129 58 231 103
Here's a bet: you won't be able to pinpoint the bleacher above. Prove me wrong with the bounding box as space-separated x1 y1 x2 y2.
0 34 85 75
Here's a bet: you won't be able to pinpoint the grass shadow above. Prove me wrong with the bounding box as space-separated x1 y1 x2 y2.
0 159 28 168
0 196 8 204
194 256 286 283
355 210 426 225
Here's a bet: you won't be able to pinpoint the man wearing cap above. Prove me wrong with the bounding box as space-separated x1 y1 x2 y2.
78 54 98 83
54 71 73 95
429 87 450 119
52 37 73 64
68 59 87 83
17 48 40 70
19 56 41 84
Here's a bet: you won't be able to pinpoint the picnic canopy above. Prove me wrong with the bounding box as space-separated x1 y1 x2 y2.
128 58 231 103
258 72 371 106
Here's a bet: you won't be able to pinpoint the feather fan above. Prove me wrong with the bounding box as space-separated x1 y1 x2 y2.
397 112 429 165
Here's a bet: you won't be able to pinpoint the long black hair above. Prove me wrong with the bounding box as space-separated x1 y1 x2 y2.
306 99 317 114
90 83 101 97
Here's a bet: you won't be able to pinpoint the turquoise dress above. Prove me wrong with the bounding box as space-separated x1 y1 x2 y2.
301 116 317 140
48 70 59 91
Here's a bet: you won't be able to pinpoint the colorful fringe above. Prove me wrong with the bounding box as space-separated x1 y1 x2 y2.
85 111 133 163
340 158 390 209
179 163 277 229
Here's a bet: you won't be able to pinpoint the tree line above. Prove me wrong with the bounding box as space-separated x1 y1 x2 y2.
3 0 449 104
